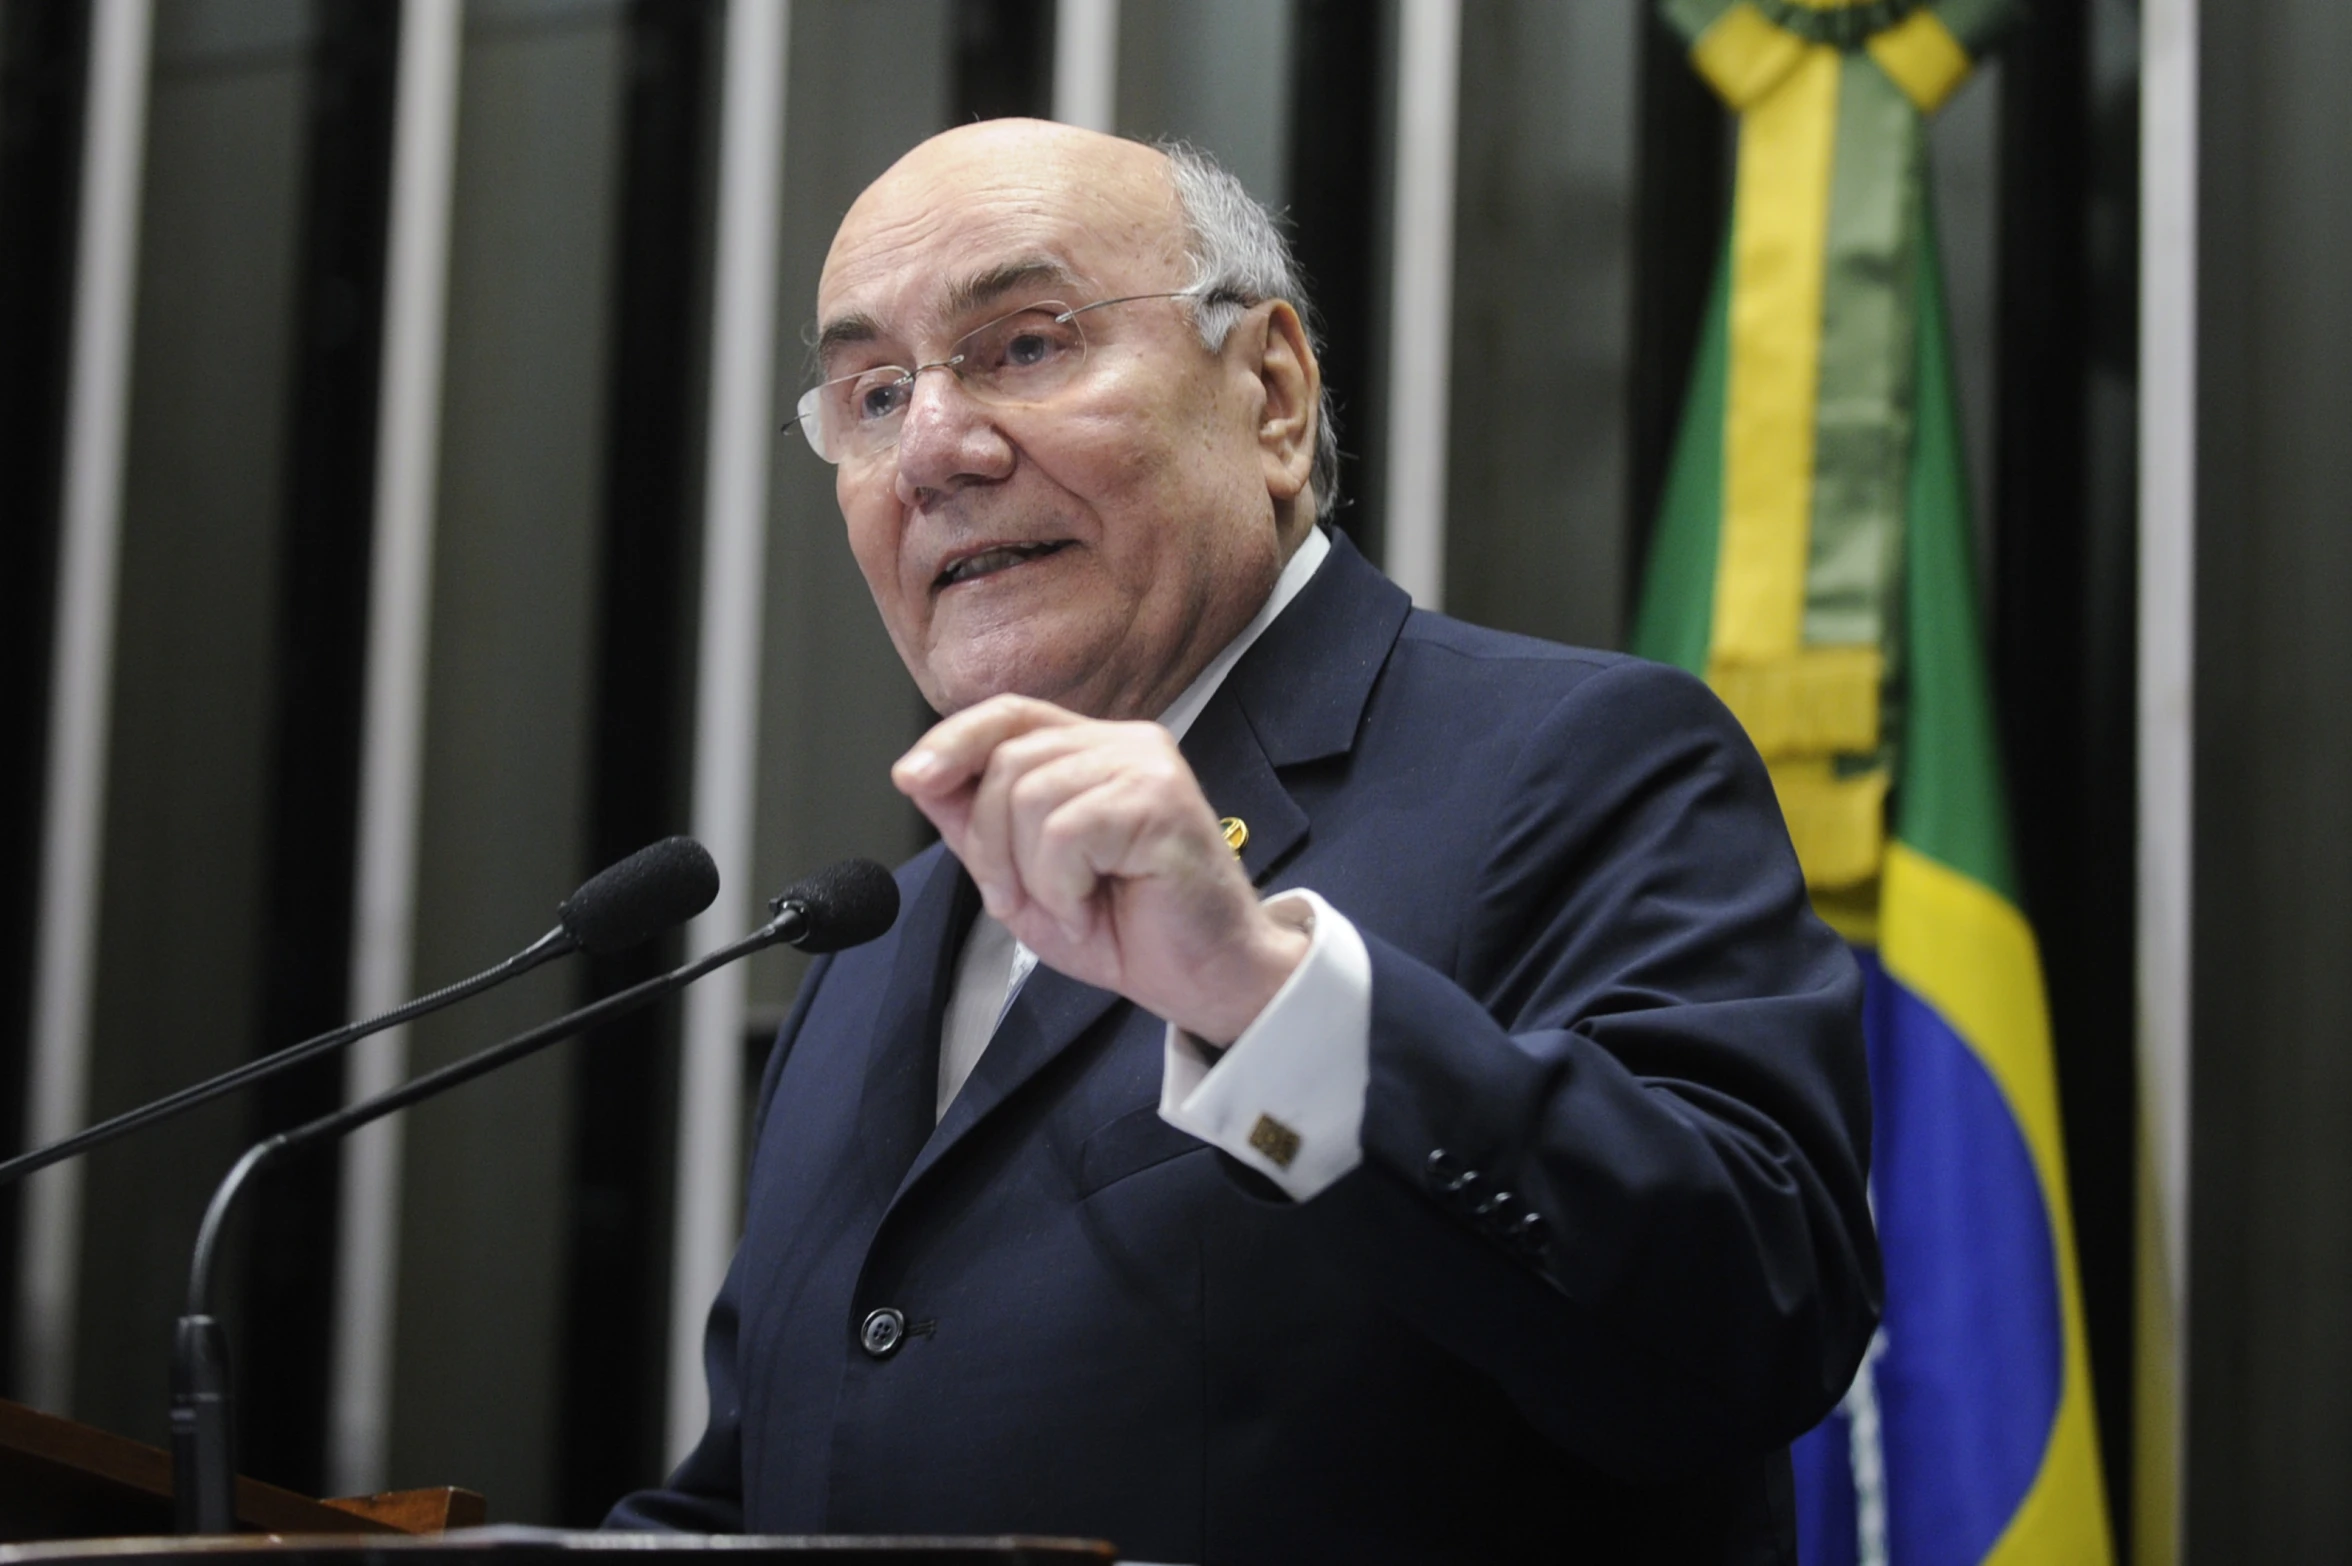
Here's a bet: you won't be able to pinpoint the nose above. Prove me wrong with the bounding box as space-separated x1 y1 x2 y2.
891 365 1014 503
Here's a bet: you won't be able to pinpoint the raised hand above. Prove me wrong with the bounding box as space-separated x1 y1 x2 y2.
892 694 1307 1045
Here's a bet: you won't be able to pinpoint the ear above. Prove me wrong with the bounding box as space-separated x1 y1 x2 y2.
1245 300 1320 506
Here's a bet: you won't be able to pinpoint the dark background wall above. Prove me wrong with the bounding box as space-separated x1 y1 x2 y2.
71 0 315 1466
2188 1 2352 1558
387 0 630 1520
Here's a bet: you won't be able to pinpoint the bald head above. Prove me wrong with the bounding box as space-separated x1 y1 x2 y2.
819 121 1188 356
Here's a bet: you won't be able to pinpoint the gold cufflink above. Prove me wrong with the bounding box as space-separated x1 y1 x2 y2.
1249 1113 1301 1169
1219 816 1248 854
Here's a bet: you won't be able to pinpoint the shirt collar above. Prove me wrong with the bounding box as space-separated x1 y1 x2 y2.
1155 526 1332 741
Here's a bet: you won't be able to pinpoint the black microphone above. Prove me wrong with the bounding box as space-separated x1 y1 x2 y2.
767 855 900 953
0 837 718 1190
169 859 898 1533
560 834 721 955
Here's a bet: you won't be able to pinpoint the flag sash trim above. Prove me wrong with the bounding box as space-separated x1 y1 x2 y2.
1866 10 1975 112
1716 42 1841 665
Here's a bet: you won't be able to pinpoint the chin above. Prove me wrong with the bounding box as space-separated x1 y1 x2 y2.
937 647 1145 720
928 656 1084 717
920 611 1104 709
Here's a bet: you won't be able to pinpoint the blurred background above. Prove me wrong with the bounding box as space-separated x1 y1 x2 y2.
0 0 2343 1560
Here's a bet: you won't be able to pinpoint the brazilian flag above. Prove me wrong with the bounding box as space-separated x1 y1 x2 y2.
1635 4 2113 1561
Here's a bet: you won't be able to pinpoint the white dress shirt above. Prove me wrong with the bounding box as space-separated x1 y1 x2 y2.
933 527 1371 1203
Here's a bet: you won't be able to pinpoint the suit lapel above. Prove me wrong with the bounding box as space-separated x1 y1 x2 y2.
890 961 1123 1205
1181 530 1412 886
1217 528 1414 770
849 848 978 1207
882 532 1415 1207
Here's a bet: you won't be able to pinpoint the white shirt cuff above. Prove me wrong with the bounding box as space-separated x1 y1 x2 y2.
1158 888 1371 1201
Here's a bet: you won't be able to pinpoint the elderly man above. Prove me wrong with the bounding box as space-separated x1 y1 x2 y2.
612 121 1878 1563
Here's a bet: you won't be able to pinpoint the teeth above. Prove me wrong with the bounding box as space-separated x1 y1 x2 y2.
939 542 1059 586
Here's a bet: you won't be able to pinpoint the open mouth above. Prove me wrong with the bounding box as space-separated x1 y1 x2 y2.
934 540 1071 590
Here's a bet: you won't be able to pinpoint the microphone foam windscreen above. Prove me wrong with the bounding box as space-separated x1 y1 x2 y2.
771 858 901 953
560 836 720 956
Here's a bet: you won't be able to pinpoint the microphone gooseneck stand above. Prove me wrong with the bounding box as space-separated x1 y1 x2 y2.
0 929 575 1191
0 835 717 1191
169 902 811 1533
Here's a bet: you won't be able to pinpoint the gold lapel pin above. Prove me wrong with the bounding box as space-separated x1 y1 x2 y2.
1218 816 1249 854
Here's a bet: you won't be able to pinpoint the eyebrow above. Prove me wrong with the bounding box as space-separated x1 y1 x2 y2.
813 257 1082 369
943 258 1078 320
813 311 882 364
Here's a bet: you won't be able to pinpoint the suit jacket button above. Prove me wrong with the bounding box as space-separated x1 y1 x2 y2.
860 1307 906 1359
1424 1149 1465 1191
1513 1209 1551 1256
1475 1188 1518 1231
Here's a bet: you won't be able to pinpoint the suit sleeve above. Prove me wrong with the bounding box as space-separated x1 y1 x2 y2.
602 954 837 1531
1303 657 1881 1482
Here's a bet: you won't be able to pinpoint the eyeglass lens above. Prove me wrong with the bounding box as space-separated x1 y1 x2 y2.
798 301 1090 462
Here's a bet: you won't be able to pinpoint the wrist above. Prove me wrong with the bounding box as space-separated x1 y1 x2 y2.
1189 897 1314 1047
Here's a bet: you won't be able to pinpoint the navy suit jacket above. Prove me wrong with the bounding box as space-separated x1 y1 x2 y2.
611 533 1880 1563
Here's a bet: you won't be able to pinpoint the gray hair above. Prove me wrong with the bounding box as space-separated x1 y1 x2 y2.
1159 142 1343 523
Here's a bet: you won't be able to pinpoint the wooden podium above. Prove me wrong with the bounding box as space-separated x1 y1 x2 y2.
0 1400 1115 1564
0 1399 480 1539
0 1539 1117 1565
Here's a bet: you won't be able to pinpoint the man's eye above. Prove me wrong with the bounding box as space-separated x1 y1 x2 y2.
1002 329 1057 369
854 378 910 421
968 314 1078 378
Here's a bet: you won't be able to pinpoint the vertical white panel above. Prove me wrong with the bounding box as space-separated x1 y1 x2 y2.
667 0 790 1469
15 0 153 1415
327 0 465 1498
2137 0 2197 1552
1053 0 1119 133
1382 0 1462 609
2139 0 2196 1346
